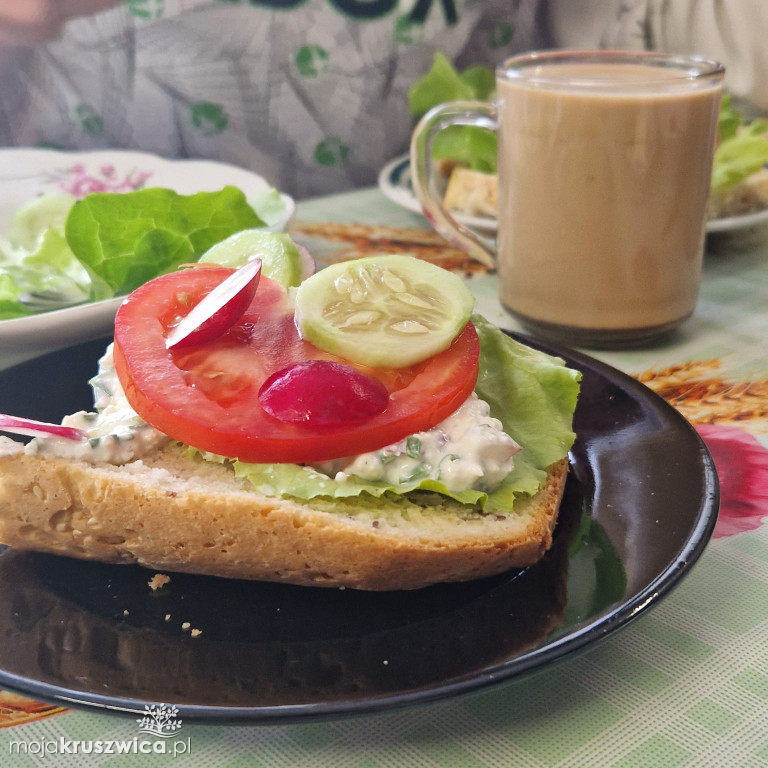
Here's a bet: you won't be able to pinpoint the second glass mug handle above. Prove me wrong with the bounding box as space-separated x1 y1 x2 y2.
409 101 498 269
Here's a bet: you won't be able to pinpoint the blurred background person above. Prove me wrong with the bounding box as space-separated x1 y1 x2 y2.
3 1 764 200
0 0 548 198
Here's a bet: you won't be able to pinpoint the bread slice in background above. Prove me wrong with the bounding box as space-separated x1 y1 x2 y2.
443 167 498 218
0 442 568 591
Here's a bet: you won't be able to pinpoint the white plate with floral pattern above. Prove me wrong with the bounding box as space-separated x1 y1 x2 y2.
0 149 294 367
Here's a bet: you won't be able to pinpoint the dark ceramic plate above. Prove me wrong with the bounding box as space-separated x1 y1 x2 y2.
0 335 718 723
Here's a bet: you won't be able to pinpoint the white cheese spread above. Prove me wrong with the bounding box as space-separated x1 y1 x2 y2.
313 393 520 492
26 344 169 464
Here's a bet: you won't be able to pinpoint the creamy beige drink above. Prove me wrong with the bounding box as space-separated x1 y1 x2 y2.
495 59 723 345
410 51 724 348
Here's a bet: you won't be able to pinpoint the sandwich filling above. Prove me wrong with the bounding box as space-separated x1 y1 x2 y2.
22 312 580 516
26 343 521 495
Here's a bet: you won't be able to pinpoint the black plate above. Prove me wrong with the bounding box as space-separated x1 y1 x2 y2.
0 335 719 722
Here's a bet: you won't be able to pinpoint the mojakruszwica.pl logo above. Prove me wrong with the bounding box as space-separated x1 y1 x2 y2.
8 703 191 758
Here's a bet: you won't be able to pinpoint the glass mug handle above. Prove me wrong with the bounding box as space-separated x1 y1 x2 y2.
409 101 498 269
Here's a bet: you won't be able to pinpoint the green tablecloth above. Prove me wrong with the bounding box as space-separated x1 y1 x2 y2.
1 188 767 767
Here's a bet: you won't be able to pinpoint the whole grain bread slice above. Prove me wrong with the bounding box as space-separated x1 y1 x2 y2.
0 442 568 590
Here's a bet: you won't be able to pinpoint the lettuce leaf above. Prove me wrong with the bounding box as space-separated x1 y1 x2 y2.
472 315 579 508
409 53 479 117
0 273 33 319
229 315 581 513
65 186 266 299
0 229 90 317
0 186 273 317
432 126 498 174
711 94 768 191
718 93 744 142
408 53 498 174
458 65 496 102
0 194 90 318
712 130 768 191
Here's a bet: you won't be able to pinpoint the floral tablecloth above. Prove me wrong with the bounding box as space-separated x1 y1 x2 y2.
1 187 767 767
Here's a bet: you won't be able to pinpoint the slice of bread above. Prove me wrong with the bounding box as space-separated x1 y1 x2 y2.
443 167 498 218
0 442 568 591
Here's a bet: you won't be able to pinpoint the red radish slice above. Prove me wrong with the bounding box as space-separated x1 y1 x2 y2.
0 414 87 442
165 258 263 349
296 243 316 282
258 360 389 426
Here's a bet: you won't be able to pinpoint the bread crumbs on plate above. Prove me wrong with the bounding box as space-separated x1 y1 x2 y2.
148 573 170 591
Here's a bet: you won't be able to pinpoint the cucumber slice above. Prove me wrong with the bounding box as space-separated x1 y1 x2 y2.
294 254 475 368
200 229 304 287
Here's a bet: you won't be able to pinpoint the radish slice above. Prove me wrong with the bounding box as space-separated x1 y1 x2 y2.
296 243 316 282
258 360 389 425
0 414 87 442
166 258 263 349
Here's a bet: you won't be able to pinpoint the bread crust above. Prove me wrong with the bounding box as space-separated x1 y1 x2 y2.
0 444 568 590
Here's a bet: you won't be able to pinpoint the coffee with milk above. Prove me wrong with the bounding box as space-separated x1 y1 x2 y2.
411 52 724 348
496 61 722 345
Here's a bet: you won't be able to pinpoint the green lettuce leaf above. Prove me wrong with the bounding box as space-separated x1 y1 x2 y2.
229 458 489 508
458 65 496 102
227 315 581 513
711 94 768 191
1 186 285 318
432 126 498 174
25 229 91 293
717 93 743 142
65 186 266 299
408 52 476 118
408 53 498 174
712 130 768 191
0 273 33 319
0 194 89 317
471 315 580 511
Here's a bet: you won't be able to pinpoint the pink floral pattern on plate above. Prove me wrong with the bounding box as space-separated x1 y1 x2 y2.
49 163 153 198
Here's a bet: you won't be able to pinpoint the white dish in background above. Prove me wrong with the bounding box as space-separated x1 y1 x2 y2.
379 153 768 237
0 148 295 364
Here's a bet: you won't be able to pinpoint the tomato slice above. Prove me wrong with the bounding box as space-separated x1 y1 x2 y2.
113 267 479 464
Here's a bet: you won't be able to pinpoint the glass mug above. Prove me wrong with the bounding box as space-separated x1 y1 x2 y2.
410 50 724 348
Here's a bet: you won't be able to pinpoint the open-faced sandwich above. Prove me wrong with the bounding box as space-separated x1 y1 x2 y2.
408 52 499 219
0 233 580 591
